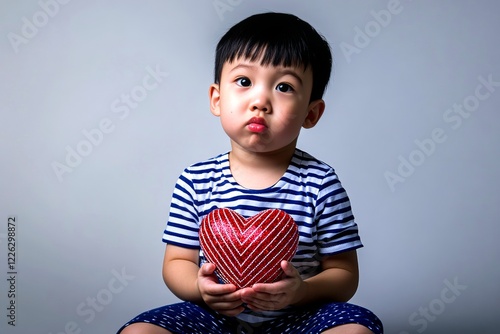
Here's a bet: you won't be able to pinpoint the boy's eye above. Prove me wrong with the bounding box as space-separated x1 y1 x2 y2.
236 77 251 87
276 83 294 93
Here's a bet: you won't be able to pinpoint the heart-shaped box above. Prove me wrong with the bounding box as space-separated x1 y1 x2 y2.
200 208 298 289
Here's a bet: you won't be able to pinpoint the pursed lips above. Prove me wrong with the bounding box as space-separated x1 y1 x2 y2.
247 117 268 133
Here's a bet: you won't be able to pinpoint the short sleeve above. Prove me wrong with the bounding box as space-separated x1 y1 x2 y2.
315 168 363 255
162 170 201 249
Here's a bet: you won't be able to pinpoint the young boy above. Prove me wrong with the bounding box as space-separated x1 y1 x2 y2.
118 12 383 334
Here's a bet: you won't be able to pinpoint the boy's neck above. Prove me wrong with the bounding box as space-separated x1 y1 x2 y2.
228 141 297 190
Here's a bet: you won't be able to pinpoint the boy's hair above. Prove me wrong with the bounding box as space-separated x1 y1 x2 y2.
214 12 333 102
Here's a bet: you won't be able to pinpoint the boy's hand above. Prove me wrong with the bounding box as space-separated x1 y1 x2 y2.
197 263 245 317
240 261 304 312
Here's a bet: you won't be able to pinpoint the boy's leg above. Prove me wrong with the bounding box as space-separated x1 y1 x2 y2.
263 302 383 334
120 323 171 334
322 323 374 334
116 301 242 334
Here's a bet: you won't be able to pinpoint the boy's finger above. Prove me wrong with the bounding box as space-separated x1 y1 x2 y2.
205 285 239 299
199 262 216 276
280 260 297 277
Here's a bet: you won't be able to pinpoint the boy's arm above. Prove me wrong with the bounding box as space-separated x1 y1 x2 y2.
293 249 360 305
162 244 203 301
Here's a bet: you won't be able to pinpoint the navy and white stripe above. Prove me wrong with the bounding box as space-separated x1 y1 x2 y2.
162 149 363 322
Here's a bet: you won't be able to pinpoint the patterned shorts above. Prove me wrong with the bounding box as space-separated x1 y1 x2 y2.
117 301 383 334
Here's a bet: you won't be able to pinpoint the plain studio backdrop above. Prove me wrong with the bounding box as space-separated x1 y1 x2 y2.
1 1 499 333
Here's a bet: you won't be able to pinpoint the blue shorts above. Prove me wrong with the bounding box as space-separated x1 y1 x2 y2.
117 301 383 334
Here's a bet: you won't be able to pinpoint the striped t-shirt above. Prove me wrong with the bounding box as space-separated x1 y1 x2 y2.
162 148 363 322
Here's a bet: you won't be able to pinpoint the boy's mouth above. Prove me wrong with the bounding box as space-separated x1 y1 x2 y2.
247 117 268 133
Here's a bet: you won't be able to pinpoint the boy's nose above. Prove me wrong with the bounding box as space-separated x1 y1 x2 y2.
250 88 271 113
251 104 268 113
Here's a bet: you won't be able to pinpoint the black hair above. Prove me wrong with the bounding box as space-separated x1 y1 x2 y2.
214 12 333 102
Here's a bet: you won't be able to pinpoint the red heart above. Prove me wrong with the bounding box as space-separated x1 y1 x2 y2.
200 208 298 289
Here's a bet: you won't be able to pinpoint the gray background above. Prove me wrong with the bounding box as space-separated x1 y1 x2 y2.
1 1 499 333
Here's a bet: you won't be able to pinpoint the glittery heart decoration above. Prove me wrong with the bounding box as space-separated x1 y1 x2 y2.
200 208 298 289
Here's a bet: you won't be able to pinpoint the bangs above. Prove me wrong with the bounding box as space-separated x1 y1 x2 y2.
214 12 332 101
221 34 311 71
215 13 316 83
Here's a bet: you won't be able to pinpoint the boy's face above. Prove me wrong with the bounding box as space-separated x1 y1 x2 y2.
209 57 324 154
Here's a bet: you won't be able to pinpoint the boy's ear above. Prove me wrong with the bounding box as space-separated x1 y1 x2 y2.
302 99 325 129
209 83 221 116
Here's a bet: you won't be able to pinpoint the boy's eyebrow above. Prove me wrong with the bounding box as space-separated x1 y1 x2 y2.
228 63 304 85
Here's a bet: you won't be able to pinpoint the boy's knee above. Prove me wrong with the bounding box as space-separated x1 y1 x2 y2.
322 323 374 334
120 322 171 334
